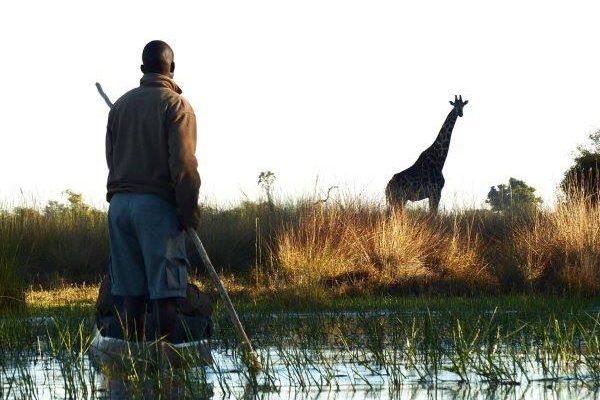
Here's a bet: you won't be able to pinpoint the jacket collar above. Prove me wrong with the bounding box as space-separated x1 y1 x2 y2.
140 73 182 94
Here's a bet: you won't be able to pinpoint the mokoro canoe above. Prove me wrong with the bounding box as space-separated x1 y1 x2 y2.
89 325 213 370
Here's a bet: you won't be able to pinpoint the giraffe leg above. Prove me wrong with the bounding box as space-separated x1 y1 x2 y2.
428 192 441 214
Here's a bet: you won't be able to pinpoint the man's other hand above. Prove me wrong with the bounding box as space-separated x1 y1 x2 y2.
179 208 200 230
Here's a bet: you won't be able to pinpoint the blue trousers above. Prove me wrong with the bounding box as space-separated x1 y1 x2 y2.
108 193 188 299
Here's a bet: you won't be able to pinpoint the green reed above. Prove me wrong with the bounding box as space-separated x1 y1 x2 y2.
2 297 600 398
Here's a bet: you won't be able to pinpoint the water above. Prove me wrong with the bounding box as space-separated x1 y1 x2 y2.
2 310 600 399
3 348 600 399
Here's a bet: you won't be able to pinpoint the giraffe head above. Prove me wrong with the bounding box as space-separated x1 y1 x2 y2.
449 95 468 117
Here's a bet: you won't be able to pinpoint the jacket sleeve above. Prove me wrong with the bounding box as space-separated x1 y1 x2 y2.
167 99 201 227
105 110 114 176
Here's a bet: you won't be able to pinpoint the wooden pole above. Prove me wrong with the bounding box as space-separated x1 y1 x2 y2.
95 83 114 108
95 81 261 371
186 228 262 371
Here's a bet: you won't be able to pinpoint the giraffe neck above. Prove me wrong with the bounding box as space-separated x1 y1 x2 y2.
425 108 459 168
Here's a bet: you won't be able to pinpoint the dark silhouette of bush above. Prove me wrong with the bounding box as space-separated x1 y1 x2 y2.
561 152 600 204
561 130 600 204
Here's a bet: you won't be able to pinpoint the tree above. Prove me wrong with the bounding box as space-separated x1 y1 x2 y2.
486 178 542 212
44 189 91 217
258 171 276 205
561 130 600 204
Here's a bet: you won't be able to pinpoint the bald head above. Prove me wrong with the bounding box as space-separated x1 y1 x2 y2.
141 40 175 77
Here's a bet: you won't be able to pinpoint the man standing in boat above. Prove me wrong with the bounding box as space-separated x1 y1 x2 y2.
105 40 200 343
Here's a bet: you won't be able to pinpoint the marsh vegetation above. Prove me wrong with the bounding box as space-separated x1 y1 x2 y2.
2 186 600 303
2 297 600 398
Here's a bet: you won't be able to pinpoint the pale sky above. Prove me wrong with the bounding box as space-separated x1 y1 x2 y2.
2 1 600 209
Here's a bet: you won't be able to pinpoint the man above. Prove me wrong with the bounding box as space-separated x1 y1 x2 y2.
105 40 200 343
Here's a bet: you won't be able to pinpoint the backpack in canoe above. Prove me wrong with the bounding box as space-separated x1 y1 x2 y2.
94 275 213 343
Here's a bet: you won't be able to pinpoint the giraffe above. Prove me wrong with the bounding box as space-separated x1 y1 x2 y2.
385 95 468 213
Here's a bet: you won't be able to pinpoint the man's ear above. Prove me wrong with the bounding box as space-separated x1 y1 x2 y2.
141 64 146 74
170 62 175 73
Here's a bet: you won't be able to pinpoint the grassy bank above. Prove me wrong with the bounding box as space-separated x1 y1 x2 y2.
21 284 600 315
2 190 600 303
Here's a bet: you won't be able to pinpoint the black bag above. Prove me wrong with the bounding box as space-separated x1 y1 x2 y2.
95 275 213 342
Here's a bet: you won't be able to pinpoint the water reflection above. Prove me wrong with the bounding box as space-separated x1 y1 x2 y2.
97 379 600 399
4 311 600 399
4 352 600 400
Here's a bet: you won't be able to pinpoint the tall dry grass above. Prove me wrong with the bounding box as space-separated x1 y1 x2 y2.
2 189 600 297
273 192 600 296
275 202 496 295
0 196 308 284
1 206 109 284
513 191 600 294
0 213 25 309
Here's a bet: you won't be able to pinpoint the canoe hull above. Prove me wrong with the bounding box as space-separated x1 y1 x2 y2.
89 326 213 371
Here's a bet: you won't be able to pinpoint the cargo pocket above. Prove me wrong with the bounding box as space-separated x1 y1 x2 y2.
165 232 189 291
